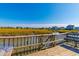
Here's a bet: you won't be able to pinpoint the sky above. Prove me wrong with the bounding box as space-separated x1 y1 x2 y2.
0 3 79 27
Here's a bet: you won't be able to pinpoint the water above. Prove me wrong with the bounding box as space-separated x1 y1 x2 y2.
0 44 13 56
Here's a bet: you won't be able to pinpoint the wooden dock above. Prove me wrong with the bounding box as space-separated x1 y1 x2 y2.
28 46 79 56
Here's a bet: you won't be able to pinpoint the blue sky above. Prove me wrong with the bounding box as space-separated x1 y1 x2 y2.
0 3 79 27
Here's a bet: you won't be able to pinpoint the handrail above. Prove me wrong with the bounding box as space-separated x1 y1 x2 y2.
0 33 65 56
0 34 53 39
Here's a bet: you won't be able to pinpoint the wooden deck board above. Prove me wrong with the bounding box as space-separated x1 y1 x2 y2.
28 46 79 56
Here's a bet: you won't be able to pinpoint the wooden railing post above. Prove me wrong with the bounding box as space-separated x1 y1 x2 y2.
3 38 5 48
8 38 10 47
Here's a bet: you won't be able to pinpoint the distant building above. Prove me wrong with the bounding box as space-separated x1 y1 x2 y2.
51 26 59 30
75 27 79 30
66 25 75 30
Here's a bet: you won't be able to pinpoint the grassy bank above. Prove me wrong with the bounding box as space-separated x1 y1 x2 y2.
0 28 54 36
57 30 79 33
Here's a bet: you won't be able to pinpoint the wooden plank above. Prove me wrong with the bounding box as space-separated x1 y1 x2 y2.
28 46 79 56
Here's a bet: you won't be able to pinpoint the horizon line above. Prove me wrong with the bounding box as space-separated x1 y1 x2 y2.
0 24 78 28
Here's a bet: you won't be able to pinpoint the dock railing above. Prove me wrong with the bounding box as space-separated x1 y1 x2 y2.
0 33 65 56
64 32 79 48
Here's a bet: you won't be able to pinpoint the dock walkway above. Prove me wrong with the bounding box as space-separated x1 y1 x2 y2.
28 46 79 56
